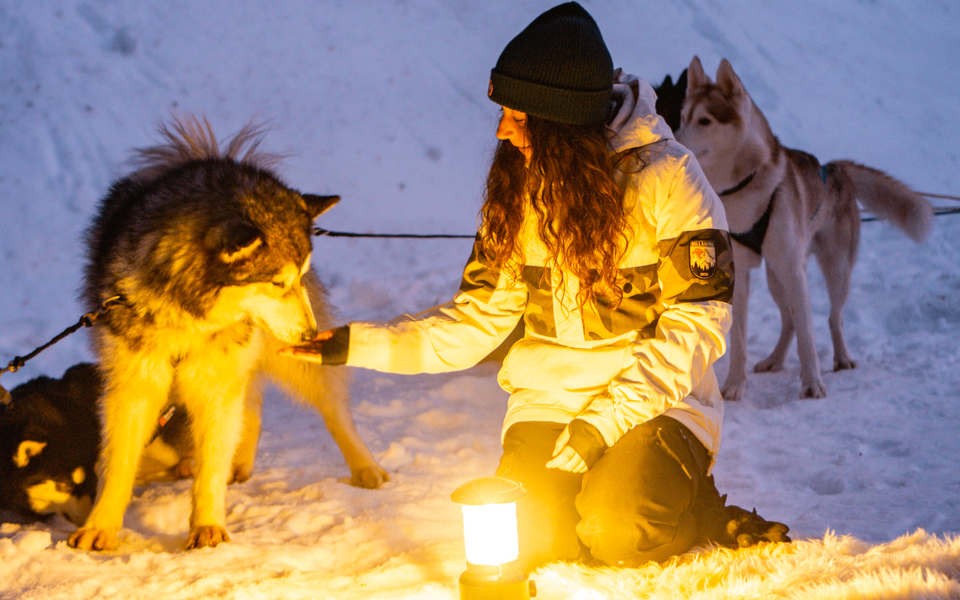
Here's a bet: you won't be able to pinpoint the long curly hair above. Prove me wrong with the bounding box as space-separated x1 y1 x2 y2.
480 114 631 308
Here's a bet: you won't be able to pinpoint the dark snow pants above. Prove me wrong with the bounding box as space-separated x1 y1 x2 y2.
495 414 717 570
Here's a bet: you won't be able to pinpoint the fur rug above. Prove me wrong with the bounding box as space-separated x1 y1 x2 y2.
533 530 960 599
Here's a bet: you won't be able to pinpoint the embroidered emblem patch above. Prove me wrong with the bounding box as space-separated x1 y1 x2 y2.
689 240 717 280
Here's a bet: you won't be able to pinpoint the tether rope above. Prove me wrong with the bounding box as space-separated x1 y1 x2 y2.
313 227 474 239
314 192 960 239
0 296 125 389
3 191 959 390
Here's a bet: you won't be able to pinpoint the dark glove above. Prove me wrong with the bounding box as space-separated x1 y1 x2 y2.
694 475 792 548
565 419 608 469
717 504 792 547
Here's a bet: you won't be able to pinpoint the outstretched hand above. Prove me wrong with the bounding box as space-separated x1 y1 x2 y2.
277 329 336 364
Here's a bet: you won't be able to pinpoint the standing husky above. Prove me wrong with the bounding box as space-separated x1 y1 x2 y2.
676 57 933 401
68 117 388 551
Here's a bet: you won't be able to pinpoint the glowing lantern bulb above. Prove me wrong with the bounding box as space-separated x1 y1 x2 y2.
461 501 520 566
451 477 536 600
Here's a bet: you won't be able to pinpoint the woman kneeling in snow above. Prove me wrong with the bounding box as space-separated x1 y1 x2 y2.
283 1 789 571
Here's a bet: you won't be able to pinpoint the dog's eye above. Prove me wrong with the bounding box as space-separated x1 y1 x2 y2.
272 281 286 289
698 117 712 126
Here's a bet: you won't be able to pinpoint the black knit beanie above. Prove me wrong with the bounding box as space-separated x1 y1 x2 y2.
488 2 613 126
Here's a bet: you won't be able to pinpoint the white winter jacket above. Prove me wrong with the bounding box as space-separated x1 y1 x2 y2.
345 73 733 458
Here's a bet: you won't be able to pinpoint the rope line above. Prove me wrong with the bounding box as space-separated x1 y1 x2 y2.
315 206 960 239
2 197 958 383
920 192 960 202
313 227 474 239
0 296 125 378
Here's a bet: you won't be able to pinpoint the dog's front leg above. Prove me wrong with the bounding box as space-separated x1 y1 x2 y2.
309 364 389 489
262 344 389 488
754 262 795 373
772 256 826 398
722 244 760 401
231 382 264 484
177 345 256 549
69 358 173 551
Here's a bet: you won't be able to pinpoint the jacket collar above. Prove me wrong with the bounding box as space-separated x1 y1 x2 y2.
607 70 675 154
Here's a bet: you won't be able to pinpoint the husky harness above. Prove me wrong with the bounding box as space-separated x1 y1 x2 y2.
728 187 777 256
722 164 829 256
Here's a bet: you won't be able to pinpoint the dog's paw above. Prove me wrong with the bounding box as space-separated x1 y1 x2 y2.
351 465 390 489
800 380 827 399
175 458 194 479
720 381 746 402
230 463 253 484
753 357 785 373
68 527 119 551
833 357 857 371
186 525 230 549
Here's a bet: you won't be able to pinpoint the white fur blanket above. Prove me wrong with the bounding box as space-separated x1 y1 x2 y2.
532 530 960 599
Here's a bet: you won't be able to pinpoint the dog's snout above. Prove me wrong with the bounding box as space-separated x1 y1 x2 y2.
301 329 318 343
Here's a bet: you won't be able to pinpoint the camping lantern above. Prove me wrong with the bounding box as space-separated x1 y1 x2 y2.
451 476 536 600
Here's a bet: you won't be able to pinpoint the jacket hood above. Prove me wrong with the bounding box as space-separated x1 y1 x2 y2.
607 70 675 153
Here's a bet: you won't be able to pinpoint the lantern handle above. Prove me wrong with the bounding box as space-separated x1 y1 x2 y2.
451 476 525 506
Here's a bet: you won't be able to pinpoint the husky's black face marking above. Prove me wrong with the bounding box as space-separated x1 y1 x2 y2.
680 88 743 132
212 221 264 265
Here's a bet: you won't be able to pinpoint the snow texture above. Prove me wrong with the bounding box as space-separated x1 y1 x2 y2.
1 0 959 598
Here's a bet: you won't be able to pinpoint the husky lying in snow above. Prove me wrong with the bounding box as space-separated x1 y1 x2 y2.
0 363 196 525
675 56 933 401
1 365 102 525
66 116 388 551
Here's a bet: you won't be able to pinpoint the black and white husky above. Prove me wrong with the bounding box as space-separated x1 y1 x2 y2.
68 116 387 551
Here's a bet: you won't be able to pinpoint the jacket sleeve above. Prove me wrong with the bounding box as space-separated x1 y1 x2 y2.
346 236 527 374
577 149 733 448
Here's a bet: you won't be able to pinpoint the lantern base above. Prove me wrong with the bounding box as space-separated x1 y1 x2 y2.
459 563 536 600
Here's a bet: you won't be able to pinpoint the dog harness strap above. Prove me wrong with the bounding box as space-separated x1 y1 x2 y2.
718 172 756 197
729 187 777 255
808 163 830 222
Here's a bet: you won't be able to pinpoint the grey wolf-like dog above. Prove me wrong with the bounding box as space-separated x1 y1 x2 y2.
67 117 387 551
676 56 933 401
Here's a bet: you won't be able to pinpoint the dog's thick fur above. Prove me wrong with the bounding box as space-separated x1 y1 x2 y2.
67 117 387 551
676 57 933 401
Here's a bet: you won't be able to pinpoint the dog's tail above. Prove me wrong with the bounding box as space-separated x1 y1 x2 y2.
833 160 934 243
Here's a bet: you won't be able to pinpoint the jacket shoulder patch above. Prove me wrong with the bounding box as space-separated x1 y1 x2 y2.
689 239 717 280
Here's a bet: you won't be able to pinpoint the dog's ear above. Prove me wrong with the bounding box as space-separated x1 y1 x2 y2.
687 56 708 94
15 440 47 468
208 220 264 264
302 194 340 220
716 59 747 101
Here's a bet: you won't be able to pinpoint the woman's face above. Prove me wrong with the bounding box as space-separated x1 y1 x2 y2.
496 106 532 164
